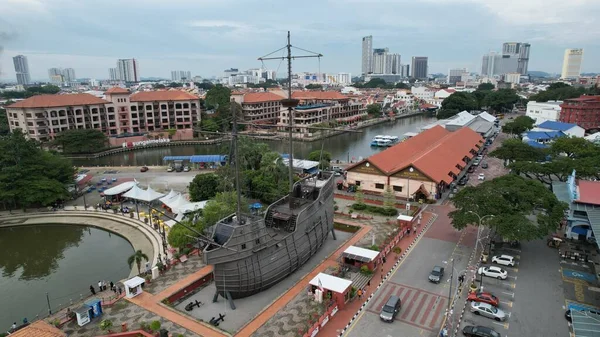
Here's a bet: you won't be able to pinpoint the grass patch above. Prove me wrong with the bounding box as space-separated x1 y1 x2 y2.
351 203 398 216
334 222 360 233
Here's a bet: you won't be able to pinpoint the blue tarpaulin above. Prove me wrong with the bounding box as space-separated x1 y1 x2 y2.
163 156 192 161
190 155 227 163
250 202 263 209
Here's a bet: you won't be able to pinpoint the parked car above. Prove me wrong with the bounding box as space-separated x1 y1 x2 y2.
183 166 190 172
476 155 484 161
467 292 499 307
380 295 401 322
478 266 508 280
462 325 501 337
429 266 445 283
470 302 507 321
175 166 184 172
473 159 480 166
458 177 468 186
140 166 149 172
481 162 488 169
478 173 485 181
468 166 476 173
492 255 515 267
167 166 174 172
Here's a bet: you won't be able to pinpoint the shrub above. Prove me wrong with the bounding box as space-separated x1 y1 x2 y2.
393 246 402 255
360 265 372 275
139 321 148 330
367 244 380 251
99 319 113 331
352 203 367 210
149 320 161 332
351 203 397 216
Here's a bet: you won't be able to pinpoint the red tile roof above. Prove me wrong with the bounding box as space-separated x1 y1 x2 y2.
129 90 199 102
7 94 109 108
347 125 483 184
10 321 66 337
242 92 284 103
105 87 129 94
292 91 348 100
564 95 600 102
577 180 600 206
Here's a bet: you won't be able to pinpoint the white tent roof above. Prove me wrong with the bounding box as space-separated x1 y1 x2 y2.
123 185 165 202
175 201 208 214
163 193 189 211
309 272 353 293
164 213 185 228
343 245 380 262
103 181 137 196
139 186 165 202
123 276 145 288
397 215 414 222
160 190 179 204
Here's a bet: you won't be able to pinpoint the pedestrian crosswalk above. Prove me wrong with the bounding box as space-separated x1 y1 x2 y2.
367 282 447 331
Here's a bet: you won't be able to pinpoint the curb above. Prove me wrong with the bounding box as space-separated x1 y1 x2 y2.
337 213 438 337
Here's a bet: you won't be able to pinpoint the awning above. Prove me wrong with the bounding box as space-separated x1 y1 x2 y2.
397 215 414 222
342 245 380 262
163 156 192 161
569 303 600 337
309 272 353 293
570 203 600 251
190 155 227 163
103 181 137 196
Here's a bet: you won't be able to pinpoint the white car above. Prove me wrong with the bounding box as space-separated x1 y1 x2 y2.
478 266 508 280
492 254 515 267
167 167 174 172
470 302 507 321
478 173 485 180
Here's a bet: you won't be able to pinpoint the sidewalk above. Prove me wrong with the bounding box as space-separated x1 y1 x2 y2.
318 211 435 337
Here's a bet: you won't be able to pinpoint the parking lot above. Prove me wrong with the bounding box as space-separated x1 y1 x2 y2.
455 239 569 337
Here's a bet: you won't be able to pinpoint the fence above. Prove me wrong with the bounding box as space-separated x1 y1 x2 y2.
303 302 339 337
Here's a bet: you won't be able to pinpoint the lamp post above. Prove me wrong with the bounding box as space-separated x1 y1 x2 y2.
467 211 494 291
406 167 414 201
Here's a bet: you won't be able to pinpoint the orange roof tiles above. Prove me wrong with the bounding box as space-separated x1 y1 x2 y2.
105 87 129 94
10 321 66 337
242 92 284 103
129 90 199 102
348 125 483 184
577 180 600 205
7 94 109 108
292 91 348 100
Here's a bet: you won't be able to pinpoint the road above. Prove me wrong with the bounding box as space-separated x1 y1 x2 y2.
345 204 478 337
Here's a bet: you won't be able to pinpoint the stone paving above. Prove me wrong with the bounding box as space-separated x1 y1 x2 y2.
145 254 205 295
61 299 199 337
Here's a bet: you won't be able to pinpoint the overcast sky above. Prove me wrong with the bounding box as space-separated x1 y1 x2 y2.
0 0 599 81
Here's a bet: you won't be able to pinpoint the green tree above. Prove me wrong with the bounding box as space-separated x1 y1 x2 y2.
502 115 535 137
167 222 196 250
395 82 410 89
127 250 149 275
188 173 221 201
201 191 249 228
366 104 382 116
168 82 183 88
0 130 75 209
308 150 332 169
194 82 215 90
441 92 478 112
529 85 585 102
205 84 231 110
482 89 519 113
153 83 166 89
436 109 459 120
355 186 364 205
0 107 9 136
305 84 323 90
449 175 568 242
53 129 108 153
383 185 395 208
489 138 547 162
477 83 495 91
199 118 220 133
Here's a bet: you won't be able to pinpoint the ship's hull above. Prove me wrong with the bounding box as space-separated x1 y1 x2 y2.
207 175 334 299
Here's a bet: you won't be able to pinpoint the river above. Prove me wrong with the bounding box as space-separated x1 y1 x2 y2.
0 225 134 330
72 115 436 167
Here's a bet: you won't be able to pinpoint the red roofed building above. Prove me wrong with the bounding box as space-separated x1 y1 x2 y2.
277 91 366 136
559 95 600 131
6 89 200 143
231 91 285 125
345 126 483 200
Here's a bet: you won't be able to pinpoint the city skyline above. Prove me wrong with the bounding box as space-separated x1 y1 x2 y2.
0 0 599 81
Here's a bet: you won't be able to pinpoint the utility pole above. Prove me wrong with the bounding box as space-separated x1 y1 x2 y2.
231 99 242 218
447 259 454 312
46 292 52 315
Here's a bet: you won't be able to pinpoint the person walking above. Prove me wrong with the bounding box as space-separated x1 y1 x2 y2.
357 288 363 300
109 281 114 292
102 280 107 291
98 281 102 292
90 285 96 295
407 227 411 235
413 225 417 235
11 322 17 330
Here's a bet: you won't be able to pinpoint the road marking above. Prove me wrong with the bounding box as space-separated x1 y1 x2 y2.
343 223 429 336
500 300 513 307
502 291 514 298
507 276 517 280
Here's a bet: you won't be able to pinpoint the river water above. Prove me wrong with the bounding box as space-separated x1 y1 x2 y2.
0 225 134 330
73 115 436 167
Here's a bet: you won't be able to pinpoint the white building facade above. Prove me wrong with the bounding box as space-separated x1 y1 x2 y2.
526 101 563 124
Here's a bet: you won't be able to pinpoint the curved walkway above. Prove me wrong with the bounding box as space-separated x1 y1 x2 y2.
0 209 164 278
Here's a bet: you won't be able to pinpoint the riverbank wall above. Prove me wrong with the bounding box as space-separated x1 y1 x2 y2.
64 111 426 160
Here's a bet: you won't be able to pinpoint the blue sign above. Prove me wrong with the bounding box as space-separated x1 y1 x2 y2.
563 269 597 283
568 301 600 312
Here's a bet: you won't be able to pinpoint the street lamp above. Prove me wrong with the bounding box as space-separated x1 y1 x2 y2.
407 167 414 201
466 211 494 291
443 259 471 337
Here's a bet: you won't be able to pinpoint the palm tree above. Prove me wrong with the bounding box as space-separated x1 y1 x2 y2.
127 250 149 275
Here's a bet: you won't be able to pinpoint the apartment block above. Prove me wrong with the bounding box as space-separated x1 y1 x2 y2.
231 92 283 125
559 95 600 131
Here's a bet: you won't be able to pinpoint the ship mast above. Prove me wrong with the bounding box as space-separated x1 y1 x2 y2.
259 31 323 195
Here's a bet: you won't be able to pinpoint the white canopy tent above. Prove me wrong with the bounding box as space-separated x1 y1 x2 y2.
103 181 138 196
164 213 186 228
163 194 189 211
174 200 208 214
122 186 165 203
160 190 179 204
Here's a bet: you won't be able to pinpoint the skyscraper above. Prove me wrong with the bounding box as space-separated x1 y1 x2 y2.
117 58 139 82
447 68 467 84
362 36 373 75
372 48 388 74
502 42 530 75
62 68 76 82
388 54 401 74
481 52 501 77
171 70 192 81
109 68 118 81
401 65 410 78
561 49 584 79
48 68 63 84
13 55 31 85
411 57 428 79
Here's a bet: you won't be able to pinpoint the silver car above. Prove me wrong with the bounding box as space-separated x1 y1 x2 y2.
470 301 507 322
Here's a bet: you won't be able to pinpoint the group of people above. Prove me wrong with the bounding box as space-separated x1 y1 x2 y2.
89 280 122 296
